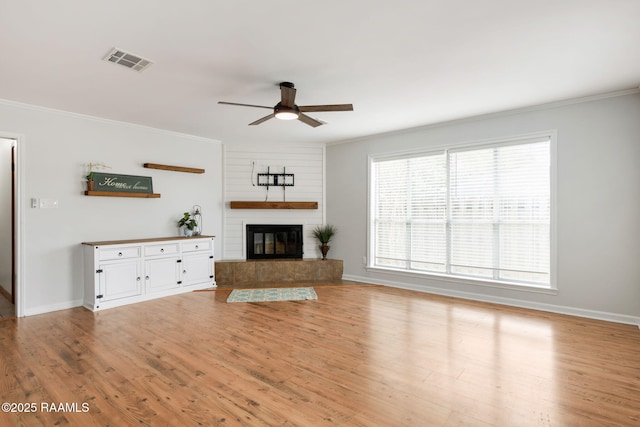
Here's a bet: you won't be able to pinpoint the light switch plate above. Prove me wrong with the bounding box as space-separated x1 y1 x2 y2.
39 198 59 209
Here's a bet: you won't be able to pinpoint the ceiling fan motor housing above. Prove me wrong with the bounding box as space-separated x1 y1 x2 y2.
274 103 300 120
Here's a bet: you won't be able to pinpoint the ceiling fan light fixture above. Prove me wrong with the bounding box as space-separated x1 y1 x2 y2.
218 82 353 127
274 104 299 120
275 111 298 120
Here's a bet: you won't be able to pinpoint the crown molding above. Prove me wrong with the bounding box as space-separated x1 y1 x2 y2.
328 87 640 146
0 98 221 144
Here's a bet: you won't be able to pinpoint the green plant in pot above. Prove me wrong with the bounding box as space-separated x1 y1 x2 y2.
312 224 336 260
85 162 110 192
178 212 198 237
86 171 95 191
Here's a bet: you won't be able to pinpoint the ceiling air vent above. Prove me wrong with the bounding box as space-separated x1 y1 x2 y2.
103 48 153 72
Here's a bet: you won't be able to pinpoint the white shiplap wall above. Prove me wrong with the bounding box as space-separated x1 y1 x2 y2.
223 143 325 259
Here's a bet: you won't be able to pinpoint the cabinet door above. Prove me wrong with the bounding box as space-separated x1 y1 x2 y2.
98 260 142 302
145 257 181 293
181 253 214 287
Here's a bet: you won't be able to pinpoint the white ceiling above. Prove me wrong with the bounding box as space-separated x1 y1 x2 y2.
1 0 639 145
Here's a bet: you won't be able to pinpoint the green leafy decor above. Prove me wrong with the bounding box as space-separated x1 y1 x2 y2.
312 224 336 244
178 212 198 231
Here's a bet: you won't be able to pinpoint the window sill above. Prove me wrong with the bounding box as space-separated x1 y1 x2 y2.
365 266 558 295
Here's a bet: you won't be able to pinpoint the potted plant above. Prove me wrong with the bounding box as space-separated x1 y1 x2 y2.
85 162 110 192
312 224 336 260
178 212 198 237
86 171 95 191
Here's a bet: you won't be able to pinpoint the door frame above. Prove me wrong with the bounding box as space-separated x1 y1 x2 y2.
3 133 23 317
11 144 15 303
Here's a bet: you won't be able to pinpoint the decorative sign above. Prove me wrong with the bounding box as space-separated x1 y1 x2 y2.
92 173 154 194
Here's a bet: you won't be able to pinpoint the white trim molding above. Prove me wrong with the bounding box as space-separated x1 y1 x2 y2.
343 274 640 327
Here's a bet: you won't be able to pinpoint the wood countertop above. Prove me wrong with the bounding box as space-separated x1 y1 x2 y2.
82 235 215 246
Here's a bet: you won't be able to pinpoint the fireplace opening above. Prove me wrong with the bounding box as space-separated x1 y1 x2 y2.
246 224 303 259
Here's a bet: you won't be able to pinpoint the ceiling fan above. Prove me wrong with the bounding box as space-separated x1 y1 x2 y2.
218 82 353 128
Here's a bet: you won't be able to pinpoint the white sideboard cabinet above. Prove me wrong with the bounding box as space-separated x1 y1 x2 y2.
83 236 216 311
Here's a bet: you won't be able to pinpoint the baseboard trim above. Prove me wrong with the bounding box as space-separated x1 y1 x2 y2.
343 274 640 326
24 300 83 317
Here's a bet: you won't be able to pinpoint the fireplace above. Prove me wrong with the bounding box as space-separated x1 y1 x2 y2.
246 224 303 259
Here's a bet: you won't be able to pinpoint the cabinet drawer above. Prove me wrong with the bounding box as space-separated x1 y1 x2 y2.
145 243 180 257
182 239 212 253
99 246 141 261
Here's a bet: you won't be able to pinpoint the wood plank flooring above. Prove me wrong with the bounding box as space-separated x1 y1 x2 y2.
0 284 639 426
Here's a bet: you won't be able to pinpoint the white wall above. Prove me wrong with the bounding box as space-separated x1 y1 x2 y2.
0 100 223 316
326 91 640 324
0 138 12 296
223 143 325 259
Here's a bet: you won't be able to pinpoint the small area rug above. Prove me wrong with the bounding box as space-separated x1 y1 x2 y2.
226 287 317 303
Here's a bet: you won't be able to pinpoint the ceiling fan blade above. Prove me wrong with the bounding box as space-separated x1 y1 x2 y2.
297 113 324 128
299 104 354 112
280 85 297 108
249 113 275 126
218 101 273 109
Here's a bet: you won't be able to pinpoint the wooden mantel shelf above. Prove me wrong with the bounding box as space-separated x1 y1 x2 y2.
230 201 318 210
144 163 205 174
85 191 161 198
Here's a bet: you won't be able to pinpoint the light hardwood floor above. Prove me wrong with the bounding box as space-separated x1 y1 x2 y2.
0 284 639 426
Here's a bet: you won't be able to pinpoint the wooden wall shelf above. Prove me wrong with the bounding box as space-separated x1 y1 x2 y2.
144 163 205 174
229 201 318 210
85 191 161 198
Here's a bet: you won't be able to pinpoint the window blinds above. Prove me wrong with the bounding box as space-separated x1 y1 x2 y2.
372 137 551 286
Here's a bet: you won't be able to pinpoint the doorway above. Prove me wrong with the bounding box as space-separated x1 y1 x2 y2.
0 137 16 319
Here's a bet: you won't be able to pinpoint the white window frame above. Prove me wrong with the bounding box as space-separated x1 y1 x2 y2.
367 131 557 293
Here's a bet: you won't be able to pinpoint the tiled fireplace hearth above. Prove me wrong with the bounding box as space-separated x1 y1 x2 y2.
214 259 343 287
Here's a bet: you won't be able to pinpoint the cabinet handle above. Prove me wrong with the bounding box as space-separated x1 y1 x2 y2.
145 275 150 280
183 270 187 275
137 277 141 281
160 248 164 253
195 245 199 249
118 252 123 257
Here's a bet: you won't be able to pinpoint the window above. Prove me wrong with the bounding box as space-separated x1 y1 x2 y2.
370 135 552 288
